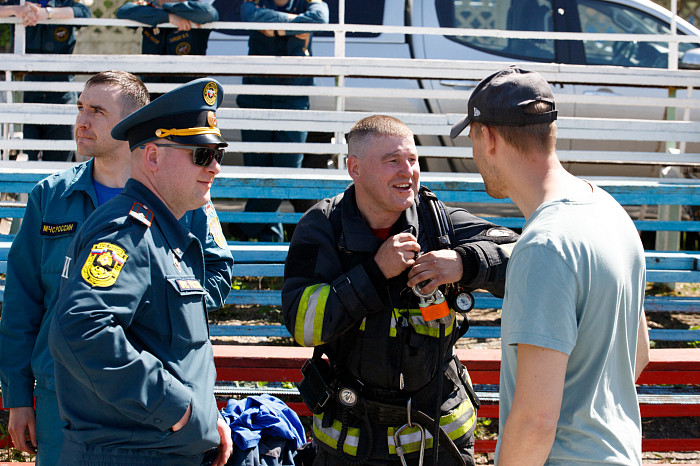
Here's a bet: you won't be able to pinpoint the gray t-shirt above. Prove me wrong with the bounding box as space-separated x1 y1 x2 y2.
497 185 645 465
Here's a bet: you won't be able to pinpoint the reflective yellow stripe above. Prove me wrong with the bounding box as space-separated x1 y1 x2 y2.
312 413 360 456
311 400 475 458
294 284 330 346
386 399 476 455
406 308 456 337
360 308 456 338
389 309 399 337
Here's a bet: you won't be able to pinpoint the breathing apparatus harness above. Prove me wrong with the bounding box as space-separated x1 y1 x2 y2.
297 186 475 466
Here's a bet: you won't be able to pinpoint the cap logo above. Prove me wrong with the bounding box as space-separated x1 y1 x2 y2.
176 42 192 55
203 82 217 106
207 111 217 128
473 107 481 117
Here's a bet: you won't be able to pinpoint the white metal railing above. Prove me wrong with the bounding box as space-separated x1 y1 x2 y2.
0 5 699 164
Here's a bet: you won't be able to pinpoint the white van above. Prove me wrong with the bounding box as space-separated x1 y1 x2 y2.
207 0 700 172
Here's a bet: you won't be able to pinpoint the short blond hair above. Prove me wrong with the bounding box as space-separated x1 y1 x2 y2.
347 115 414 156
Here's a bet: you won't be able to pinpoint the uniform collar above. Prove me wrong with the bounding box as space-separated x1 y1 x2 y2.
61 159 99 207
122 179 195 256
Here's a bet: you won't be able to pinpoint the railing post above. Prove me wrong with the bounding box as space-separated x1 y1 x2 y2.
655 87 681 291
13 0 25 56
2 71 12 161
334 0 346 169
5 1 26 161
668 0 678 70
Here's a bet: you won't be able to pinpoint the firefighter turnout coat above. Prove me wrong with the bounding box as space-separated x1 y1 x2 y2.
282 184 517 463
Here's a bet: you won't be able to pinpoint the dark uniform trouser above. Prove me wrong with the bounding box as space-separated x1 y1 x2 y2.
312 440 476 466
237 94 309 242
23 123 74 161
59 439 211 466
23 90 75 162
311 420 476 466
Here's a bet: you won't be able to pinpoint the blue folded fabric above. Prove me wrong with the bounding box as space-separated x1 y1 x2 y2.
220 394 306 451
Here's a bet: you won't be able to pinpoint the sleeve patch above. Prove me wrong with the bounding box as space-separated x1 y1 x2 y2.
208 216 228 250
476 227 519 244
40 221 78 236
81 242 129 288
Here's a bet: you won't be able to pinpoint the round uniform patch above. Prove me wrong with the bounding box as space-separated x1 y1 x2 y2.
203 81 218 106
81 242 129 288
54 27 70 42
176 41 191 55
487 228 512 237
208 216 227 250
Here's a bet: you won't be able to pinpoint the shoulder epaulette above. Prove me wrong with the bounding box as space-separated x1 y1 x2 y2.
129 202 154 227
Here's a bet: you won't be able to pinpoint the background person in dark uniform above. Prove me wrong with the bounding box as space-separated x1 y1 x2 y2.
0 0 91 161
116 0 218 87
48 77 232 466
235 0 328 242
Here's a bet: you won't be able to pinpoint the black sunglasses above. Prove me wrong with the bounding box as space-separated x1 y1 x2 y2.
153 143 225 167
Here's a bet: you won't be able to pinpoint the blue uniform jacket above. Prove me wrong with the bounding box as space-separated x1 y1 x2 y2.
116 1 218 56
49 179 220 458
0 0 91 56
0 160 232 408
0 0 91 102
236 0 329 109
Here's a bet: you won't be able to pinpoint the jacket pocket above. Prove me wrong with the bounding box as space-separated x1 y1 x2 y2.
165 275 208 349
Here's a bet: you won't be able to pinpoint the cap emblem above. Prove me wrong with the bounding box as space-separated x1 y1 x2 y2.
207 111 217 128
203 82 217 106
473 107 481 117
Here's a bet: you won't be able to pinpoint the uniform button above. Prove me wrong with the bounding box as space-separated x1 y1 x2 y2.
154 418 162 424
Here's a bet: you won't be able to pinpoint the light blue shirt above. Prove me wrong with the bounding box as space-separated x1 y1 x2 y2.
497 185 645 465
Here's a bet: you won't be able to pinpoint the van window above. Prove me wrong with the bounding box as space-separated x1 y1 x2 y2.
435 0 555 61
577 0 700 67
317 0 385 37
213 0 384 38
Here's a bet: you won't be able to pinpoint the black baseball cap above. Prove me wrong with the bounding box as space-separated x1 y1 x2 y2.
450 66 557 139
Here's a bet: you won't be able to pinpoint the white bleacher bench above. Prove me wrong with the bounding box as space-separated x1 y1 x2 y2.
0 54 698 169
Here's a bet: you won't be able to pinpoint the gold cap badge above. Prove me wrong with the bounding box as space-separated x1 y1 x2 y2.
203 81 217 106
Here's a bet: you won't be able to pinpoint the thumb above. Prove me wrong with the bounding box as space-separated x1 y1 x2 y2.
28 419 37 448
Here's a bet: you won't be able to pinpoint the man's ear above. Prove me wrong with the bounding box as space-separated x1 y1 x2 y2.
347 155 360 181
142 142 160 173
481 125 498 155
